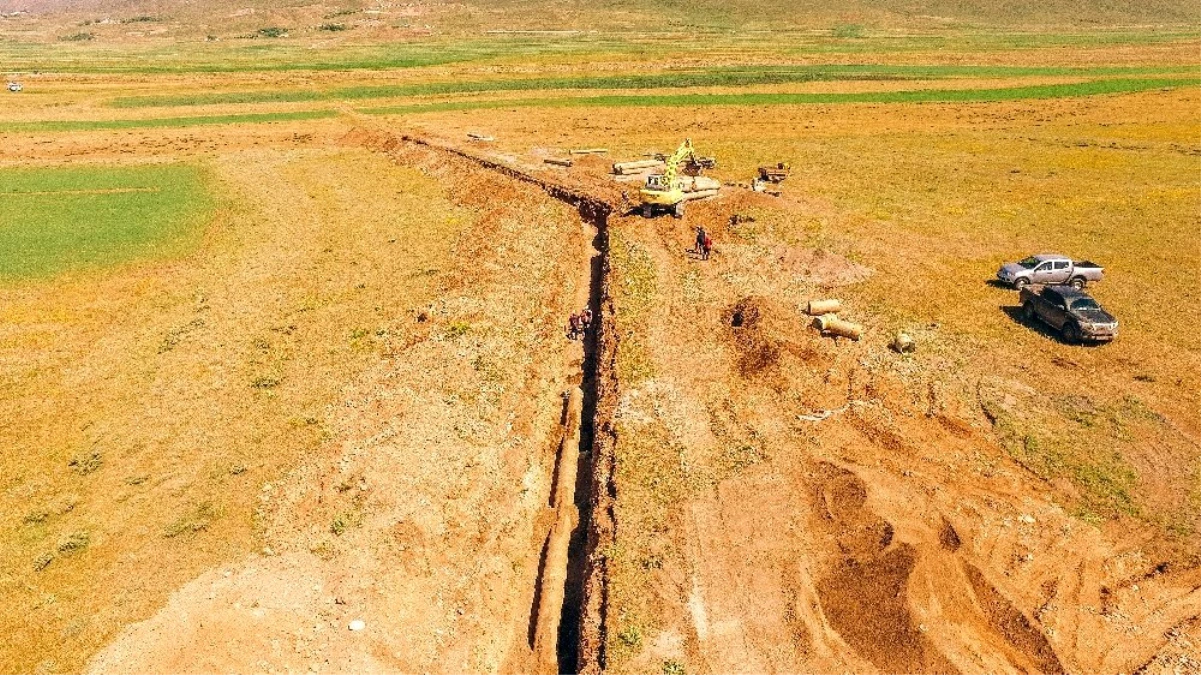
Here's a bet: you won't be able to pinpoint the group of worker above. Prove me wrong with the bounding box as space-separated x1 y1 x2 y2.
567 308 593 340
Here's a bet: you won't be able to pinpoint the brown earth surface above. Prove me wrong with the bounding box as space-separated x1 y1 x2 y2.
1 31 1198 674
598 196 1200 674
80 132 598 673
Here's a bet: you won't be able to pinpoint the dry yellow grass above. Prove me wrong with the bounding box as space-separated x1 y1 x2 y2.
1 17 1198 673
0 144 473 673
392 79 1199 672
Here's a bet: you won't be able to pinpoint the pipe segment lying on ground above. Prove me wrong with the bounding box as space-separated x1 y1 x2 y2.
807 298 842 315
534 387 584 672
612 159 665 175
814 314 863 340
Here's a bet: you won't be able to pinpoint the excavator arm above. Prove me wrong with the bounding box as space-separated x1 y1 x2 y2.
661 138 695 189
640 138 716 218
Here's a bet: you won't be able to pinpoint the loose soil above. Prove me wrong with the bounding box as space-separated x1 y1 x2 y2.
82 133 595 673
0 18 1197 675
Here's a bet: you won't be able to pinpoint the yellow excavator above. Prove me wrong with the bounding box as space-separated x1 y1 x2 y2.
639 138 714 218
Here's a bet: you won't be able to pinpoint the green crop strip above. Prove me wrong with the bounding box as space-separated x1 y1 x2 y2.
0 110 337 133
6 78 1191 135
107 65 1197 109
3 28 1196 74
0 37 632 74
360 77 1198 115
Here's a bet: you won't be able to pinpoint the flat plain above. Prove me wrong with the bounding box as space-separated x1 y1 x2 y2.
1 1 1198 673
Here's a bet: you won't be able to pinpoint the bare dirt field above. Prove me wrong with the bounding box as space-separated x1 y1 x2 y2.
381 83 1200 673
2 4 1199 673
2 121 591 673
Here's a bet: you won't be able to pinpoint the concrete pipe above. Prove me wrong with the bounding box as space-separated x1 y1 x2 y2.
533 507 577 673
890 332 916 354
613 160 665 175
681 189 720 202
533 386 585 672
807 299 842 315
823 316 863 341
548 388 582 509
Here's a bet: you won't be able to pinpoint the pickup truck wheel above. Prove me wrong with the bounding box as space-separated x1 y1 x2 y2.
1069 276 1086 290
1014 278 1029 290
1062 322 1081 344
1022 302 1036 323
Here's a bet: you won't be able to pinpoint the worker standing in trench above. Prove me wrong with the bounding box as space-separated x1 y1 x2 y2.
566 308 593 340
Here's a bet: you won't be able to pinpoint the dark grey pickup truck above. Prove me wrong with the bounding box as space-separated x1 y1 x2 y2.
1020 285 1118 343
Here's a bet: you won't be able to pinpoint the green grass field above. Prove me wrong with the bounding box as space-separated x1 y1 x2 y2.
0 164 214 280
0 110 337 134
362 76 1198 114
106 64 1197 109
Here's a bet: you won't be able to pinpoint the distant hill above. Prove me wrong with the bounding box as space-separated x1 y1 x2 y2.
444 0 1201 29
1 0 1197 43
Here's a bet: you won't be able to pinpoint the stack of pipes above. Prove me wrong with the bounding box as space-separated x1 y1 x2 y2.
806 299 862 341
612 159 665 175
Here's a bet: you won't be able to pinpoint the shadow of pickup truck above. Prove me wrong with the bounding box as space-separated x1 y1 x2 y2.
1019 285 1118 343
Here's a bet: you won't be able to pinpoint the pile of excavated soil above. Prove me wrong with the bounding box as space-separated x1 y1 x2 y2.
773 245 873 286
723 295 830 382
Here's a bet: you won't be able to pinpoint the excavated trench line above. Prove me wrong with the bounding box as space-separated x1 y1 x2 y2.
355 130 619 674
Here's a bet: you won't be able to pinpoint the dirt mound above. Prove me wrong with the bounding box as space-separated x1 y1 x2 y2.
723 295 829 380
812 463 957 674
773 245 874 286
724 296 778 376
964 563 1066 674
819 545 957 674
87 553 390 674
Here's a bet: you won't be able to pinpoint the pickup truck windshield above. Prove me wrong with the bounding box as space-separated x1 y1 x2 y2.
1018 256 1040 269
1071 298 1100 311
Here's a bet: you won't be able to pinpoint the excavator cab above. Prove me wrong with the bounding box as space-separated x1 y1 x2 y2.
640 175 686 218
639 138 701 219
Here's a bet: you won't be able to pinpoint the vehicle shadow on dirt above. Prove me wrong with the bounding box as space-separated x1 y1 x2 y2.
999 305 1107 347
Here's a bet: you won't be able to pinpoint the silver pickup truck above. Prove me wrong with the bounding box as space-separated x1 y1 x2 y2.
996 253 1103 290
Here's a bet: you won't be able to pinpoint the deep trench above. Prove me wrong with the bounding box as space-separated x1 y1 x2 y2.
385 133 618 674
554 222 603 673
